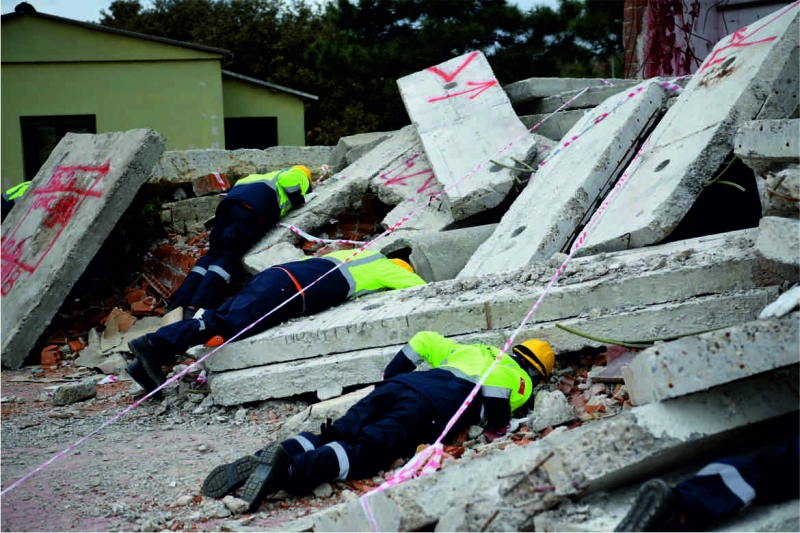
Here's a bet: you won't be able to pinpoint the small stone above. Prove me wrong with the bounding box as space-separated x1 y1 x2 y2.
222 495 247 515
52 378 97 406
339 489 358 503
312 483 334 499
467 425 483 439
198 444 210 453
174 495 193 506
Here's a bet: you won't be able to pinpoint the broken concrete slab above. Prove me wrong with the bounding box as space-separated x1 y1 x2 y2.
379 224 497 282
760 285 800 319
460 80 669 278
52 378 97 406
504 77 637 105
160 195 222 235
756 165 799 218
579 5 800 256
520 109 587 142
146 145 333 192
0 129 165 369
734 119 800 172
623 312 799 405
209 228 776 373
327 131 393 174
397 51 538 221
530 84 638 114
275 386 374 442
243 242 307 276
209 286 777 405
755 216 799 269
311 367 799 531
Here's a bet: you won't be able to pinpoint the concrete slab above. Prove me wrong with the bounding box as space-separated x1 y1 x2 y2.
756 164 799 218
310 367 799 531
160 195 222 235
579 5 800 256
623 312 800 405
397 51 539 221
504 78 637 105
327 131 393 174
460 80 669 278
755 216 799 269
735 119 800 171
274 386 374 442
0 129 165 369
243 242 307 276
209 287 777 406
530 85 637 114
520 109 587 142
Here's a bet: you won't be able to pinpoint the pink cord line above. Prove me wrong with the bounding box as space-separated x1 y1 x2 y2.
2 75 669 497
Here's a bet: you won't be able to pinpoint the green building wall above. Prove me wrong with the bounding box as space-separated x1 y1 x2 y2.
222 76 307 146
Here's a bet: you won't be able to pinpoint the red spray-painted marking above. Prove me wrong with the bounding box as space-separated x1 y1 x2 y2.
699 1 798 72
428 80 498 103
1 163 110 296
426 51 479 82
379 154 436 188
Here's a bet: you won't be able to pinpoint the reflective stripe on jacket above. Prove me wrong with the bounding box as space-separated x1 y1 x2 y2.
318 250 426 298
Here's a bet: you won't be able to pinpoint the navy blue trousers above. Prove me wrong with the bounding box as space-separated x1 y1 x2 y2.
170 199 272 311
276 381 479 495
675 438 799 529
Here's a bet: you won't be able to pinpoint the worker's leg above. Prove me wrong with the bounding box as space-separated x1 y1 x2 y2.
675 438 800 530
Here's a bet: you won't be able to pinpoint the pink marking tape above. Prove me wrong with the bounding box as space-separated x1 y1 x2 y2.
278 223 368 247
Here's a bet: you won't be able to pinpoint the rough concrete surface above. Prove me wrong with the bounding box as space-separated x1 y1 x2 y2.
504 77 636 104
735 119 800 170
1 129 165 369
580 4 800 256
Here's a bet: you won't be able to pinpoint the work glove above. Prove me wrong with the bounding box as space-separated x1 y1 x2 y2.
483 425 509 442
319 417 340 444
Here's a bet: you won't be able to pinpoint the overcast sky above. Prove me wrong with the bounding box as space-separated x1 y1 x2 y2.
1 0 558 23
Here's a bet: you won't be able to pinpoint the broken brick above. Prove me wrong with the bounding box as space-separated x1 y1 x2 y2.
193 172 230 197
41 345 62 370
125 288 146 306
67 339 86 354
131 301 154 316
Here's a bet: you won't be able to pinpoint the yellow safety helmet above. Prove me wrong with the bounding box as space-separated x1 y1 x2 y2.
293 165 312 181
511 339 555 380
389 258 415 273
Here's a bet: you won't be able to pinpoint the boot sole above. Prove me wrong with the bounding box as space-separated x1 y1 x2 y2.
614 478 674 532
125 359 163 399
202 455 258 498
128 337 167 390
241 444 290 512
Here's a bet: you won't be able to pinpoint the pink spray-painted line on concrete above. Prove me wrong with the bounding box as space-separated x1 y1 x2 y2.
2 76 656 496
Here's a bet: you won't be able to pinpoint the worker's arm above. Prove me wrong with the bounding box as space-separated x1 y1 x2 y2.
383 331 457 379
277 169 311 208
481 360 532 432
377 262 427 290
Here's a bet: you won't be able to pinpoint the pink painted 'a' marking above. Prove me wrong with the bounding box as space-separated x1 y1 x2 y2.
428 80 498 103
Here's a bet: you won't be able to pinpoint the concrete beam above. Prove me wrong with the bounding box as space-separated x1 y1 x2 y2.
460 80 668 278
310 367 799 531
623 312 799 405
327 131 393 174
397 51 539 221
756 165 799 218
735 119 800 172
530 85 637 114
520 109 587 142
755 216 799 270
504 78 636 105
579 5 800 256
1 129 165 369
208 287 777 406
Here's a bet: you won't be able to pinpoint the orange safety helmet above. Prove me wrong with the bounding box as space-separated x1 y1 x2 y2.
510 339 555 380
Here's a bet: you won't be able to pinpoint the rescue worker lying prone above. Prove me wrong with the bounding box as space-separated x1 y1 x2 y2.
126 250 426 394
200 331 556 512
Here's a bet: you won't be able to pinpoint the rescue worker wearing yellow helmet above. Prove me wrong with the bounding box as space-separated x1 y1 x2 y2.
200 331 555 512
166 166 313 318
127 250 426 394
2 181 31 222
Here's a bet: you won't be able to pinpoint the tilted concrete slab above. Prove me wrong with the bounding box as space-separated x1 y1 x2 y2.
520 110 587 142
623 312 800 405
530 85 636 114
0 129 165 369
310 367 799 531
397 51 538 221
755 216 799 270
579 5 800 256
460 80 669 278
504 77 636 105
327 131 393 174
209 287 776 406
735 119 800 171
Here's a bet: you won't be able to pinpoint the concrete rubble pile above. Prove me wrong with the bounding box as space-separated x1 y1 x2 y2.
2 2 798 531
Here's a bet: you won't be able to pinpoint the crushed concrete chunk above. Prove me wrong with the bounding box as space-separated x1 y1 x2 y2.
52 378 97 406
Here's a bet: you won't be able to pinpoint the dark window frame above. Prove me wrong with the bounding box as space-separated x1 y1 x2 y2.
20 114 97 180
224 116 278 151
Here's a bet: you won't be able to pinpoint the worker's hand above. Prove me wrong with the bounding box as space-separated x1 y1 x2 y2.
483 425 509 442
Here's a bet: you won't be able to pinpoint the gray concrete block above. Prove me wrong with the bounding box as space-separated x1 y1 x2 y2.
397 51 538 221
460 80 669 278
504 78 636 105
756 165 799 218
520 109 587 142
531 85 636 114
580 6 800 256
735 119 800 171
623 312 800 405
242 242 307 276
327 131 393 174
160 196 222 235
275 386 373 442
52 378 97 406
755 216 800 269
0 129 165 369
379 224 497 282
147 145 333 191
309 367 799 531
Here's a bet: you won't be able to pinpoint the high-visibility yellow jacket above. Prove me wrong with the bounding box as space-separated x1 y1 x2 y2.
226 167 311 222
384 331 533 429
317 250 426 298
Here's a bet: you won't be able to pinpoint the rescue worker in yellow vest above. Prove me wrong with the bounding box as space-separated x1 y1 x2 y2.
166 166 313 318
127 250 426 394
2 181 31 222
201 332 556 512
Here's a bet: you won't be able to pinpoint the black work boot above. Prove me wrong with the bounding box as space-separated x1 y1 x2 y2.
125 359 163 400
241 443 292 512
202 455 259 498
614 478 683 532
127 336 167 393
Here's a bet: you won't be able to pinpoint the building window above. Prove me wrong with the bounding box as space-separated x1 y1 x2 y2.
20 115 96 180
224 117 278 150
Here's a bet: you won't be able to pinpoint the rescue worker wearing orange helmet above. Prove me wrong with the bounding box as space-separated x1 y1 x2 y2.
166 165 313 317
201 332 555 512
